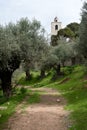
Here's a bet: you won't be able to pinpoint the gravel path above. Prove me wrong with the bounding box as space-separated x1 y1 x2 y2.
5 87 70 130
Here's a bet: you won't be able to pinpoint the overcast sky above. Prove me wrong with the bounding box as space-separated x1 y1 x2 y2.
0 0 84 34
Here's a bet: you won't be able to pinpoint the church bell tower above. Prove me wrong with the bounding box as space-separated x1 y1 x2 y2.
51 17 62 36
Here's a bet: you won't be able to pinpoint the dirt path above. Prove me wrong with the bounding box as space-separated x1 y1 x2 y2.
5 87 70 130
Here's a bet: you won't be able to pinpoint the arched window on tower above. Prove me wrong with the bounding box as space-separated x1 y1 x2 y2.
55 25 58 30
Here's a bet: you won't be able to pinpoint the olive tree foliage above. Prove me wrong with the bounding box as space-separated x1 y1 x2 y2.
52 40 78 64
40 48 58 78
0 24 22 98
51 42 69 75
17 18 48 80
41 40 78 77
0 18 48 98
66 40 80 65
79 2 87 59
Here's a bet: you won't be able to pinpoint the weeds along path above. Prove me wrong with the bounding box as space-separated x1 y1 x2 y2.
5 87 70 130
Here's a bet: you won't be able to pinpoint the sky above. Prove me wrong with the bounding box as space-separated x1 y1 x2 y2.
0 0 84 34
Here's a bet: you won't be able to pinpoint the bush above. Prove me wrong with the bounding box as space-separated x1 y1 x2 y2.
64 66 74 74
83 60 87 74
20 87 27 94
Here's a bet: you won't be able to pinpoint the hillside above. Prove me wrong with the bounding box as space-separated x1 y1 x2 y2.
18 65 87 130
0 65 87 130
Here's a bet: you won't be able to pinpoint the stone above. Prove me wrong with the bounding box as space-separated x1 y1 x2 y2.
56 99 61 102
0 106 7 110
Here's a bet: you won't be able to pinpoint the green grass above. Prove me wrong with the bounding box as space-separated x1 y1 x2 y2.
1 65 87 130
45 66 87 130
0 88 27 129
18 65 87 130
48 66 87 130
0 87 40 129
18 71 53 87
27 92 40 104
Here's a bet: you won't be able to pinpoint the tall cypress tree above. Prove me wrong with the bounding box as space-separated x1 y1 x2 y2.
79 2 87 58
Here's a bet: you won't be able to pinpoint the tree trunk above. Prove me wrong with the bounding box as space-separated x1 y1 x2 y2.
1 71 12 99
25 68 31 80
52 64 61 80
40 69 45 79
71 57 76 65
62 61 65 67
56 64 61 76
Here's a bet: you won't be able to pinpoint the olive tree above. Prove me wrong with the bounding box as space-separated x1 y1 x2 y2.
0 24 22 98
41 40 78 78
17 18 48 80
0 18 48 97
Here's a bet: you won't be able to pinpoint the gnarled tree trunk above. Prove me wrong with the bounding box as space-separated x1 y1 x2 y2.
24 61 32 80
40 69 45 79
71 57 76 66
25 68 31 80
56 64 61 76
0 71 12 98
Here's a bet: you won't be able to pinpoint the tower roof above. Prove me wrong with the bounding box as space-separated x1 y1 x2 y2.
54 17 58 22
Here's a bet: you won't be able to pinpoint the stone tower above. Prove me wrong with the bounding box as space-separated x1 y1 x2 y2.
51 17 62 36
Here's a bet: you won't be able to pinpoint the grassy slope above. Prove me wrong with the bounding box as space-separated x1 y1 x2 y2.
49 66 87 130
19 66 87 130
0 88 40 129
0 89 28 129
0 66 87 130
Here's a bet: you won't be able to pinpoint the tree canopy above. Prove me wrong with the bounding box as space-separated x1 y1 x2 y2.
0 18 48 98
51 22 79 46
